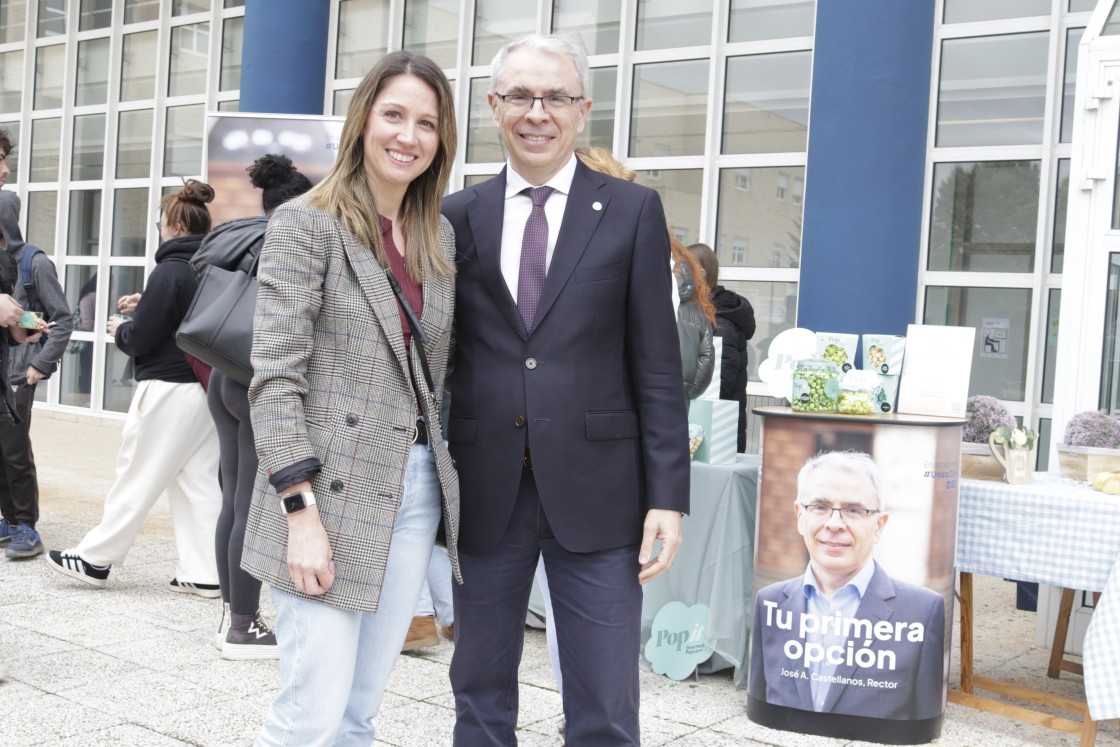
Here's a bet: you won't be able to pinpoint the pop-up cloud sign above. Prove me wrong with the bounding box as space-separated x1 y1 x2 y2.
644 602 713 680
757 327 816 402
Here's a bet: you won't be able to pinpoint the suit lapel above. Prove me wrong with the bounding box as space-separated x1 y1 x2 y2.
465 170 528 340
821 562 896 713
532 161 607 332
341 228 413 393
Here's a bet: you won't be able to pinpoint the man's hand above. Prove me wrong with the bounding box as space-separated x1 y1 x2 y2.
286 505 336 595
117 293 141 315
0 294 23 327
7 326 41 344
638 508 683 585
106 315 127 338
25 367 44 386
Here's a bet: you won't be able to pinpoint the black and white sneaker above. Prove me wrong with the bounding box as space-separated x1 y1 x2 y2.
46 549 110 588
215 602 231 651
168 578 221 599
222 611 280 661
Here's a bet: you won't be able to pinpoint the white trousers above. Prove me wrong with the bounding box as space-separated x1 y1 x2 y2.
77 379 221 584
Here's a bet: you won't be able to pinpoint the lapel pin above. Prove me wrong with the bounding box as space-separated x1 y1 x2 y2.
592 201 602 211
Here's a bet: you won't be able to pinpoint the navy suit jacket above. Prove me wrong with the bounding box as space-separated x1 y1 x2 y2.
441 161 690 554
748 561 946 720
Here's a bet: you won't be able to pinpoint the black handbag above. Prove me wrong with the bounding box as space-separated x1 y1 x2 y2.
175 255 258 387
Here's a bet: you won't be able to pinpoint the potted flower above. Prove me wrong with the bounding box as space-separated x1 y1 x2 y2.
1056 410 1120 482
989 425 1038 484
961 395 1017 481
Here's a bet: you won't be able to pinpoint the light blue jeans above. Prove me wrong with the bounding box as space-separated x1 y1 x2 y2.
256 444 441 747
416 545 454 624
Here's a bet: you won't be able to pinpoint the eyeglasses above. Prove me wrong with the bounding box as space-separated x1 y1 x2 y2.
493 92 584 111
799 502 880 523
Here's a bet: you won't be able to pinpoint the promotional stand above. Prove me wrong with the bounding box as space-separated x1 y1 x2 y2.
747 406 964 744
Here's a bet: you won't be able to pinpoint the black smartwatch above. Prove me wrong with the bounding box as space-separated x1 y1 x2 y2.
280 490 316 515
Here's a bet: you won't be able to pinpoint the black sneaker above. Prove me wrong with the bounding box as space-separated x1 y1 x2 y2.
168 578 221 599
0 518 16 547
6 525 43 559
46 549 110 588
222 611 279 661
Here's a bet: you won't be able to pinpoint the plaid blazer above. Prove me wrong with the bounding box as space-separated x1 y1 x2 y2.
241 195 459 613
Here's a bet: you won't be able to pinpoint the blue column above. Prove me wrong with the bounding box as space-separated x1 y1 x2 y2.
796 0 935 335
240 0 330 115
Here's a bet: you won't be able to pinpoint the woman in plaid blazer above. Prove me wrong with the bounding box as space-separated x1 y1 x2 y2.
242 51 459 746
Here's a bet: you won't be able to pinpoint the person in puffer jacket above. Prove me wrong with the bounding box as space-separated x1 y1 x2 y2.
672 236 715 403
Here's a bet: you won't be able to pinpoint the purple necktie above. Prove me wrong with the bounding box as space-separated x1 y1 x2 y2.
517 186 554 330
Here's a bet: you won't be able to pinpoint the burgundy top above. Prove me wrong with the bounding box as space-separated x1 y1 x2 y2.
380 215 423 360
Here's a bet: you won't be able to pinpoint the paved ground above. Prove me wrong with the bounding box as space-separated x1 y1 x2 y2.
2 409 1118 746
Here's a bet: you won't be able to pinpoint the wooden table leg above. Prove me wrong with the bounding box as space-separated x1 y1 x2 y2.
1049 587 1076 679
959 571 973 694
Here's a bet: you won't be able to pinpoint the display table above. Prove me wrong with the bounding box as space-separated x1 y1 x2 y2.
953 473 1120 744
640 455 759 687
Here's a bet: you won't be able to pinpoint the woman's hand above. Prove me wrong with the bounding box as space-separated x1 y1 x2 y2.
286 505 335 595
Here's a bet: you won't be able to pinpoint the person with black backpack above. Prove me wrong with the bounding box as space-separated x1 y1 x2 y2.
0 186 73 560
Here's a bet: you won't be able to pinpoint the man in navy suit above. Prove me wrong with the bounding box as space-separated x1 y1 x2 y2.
441 33 690 746
749 451 946 721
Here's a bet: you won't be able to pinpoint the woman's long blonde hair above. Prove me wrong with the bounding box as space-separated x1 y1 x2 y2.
308 51 457 280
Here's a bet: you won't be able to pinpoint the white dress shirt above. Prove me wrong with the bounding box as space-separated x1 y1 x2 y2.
500 155 577 301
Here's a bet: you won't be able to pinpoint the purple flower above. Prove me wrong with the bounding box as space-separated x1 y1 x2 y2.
1062 411 1120 449
963 395 1016 444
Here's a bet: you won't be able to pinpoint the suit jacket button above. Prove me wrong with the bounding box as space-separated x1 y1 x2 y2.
514 415 526 427
346 414 359 426
525 358 537 369
330 479 344 492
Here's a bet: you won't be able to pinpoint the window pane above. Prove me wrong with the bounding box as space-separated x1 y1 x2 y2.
723 279 797 382
923 286 1031 401
717 167 803 269
72 113 106 181
79 0 113 31
928 161 1040 272
164 104 204 176
1041 288 1059 404
29 117 61 182
121 31 158 101
103 340 137 413
0 51 23 113
1036 417 1051 471
216 98 239 111
117 110 153 179
729 0 815 43
172 0 211 15
37 0 65 37
723 52 811 155
403 0 459 69
336 0 388 79
473 0 534 66
1070 0 1095 10
578 67 616 151
68 190 102 256
1053 158 1069 273
943 0 1049 23
1 1 28 44
1102 255 1120 411
333 88 355 116
124 0 159 24
630 59 710 158
634 169 702 245
220 16 243 91
76 37 112 107
59 342 93 406
0 122 18 183
61 265 97 406
1060 28 1084 144
635 0 712 51
113 188 149 257
169 23 210 97
937 33 1049 147
466 77 503 163
26 190 56 254
34 44 65 109
225 0 245 7
553 0 621 56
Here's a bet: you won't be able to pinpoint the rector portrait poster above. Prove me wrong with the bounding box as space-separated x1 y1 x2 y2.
747 408 963 745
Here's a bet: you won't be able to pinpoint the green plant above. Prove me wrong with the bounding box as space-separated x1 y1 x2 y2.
992 426 1037 451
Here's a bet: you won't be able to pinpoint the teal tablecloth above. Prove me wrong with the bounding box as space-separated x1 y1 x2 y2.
640 454 760 687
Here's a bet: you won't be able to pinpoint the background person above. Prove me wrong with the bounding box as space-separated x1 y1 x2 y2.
748 450 946 720
202 153 312 660
47 180 222 596
687 243 755 452
442 34 689 746
0 186 73 560
239 51 460 746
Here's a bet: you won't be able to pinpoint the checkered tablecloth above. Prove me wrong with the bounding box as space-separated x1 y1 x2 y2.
957 473 1120 720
